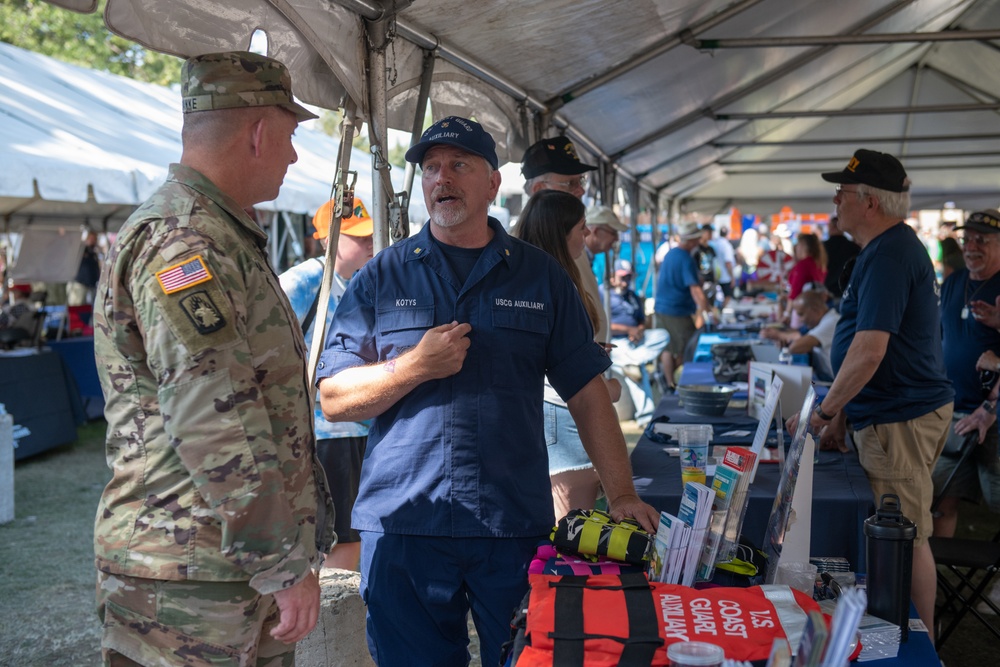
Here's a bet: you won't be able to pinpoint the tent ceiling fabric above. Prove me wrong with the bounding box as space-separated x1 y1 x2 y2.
50 0 1000 215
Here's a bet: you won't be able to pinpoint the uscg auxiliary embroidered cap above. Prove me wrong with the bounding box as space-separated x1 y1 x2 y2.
181 51 318 122
405 116 499 169
312 198 374 240
521 136 597 179
821 149 909 192
954 209 1000 235
586 205 628 232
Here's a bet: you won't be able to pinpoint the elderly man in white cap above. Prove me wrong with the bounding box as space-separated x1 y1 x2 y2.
653 221 715 390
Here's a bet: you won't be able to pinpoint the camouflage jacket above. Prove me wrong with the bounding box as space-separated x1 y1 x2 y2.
93 163 334 595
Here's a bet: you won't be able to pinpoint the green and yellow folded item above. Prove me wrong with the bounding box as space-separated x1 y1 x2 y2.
550 509 654 566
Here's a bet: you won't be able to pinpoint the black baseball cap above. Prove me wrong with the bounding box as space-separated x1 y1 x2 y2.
521 136 597 179
954 209 1000 234
821 149 909 193
405 116 499 169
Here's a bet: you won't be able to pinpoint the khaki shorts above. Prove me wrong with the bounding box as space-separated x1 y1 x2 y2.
853 402 953 547
652 313 696 356
97 572 290 667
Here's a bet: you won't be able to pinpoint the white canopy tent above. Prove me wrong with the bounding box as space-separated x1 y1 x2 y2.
0 40 425 248
36 0 1000 222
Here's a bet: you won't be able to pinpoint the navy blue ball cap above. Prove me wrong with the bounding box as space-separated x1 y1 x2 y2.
405 116 499 169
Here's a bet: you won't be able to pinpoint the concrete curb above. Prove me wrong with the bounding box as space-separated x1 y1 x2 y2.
296 568 374 666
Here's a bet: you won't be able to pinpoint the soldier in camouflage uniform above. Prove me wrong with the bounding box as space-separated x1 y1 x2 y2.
92 51 334 667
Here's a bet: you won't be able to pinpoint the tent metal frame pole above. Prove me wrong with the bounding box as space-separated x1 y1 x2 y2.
366 16 393 254
307 101 358 391
692 29 1000 49
717 149 1000 165
714 101 1000 121
714 133 1000 147
403 49 436 201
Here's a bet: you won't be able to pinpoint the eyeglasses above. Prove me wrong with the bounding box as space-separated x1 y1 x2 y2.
834 185 862 197
960 235 997 247
541 175 588 191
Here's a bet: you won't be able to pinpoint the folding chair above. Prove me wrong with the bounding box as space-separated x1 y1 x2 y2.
929 529 1000 648
929 438 1000 648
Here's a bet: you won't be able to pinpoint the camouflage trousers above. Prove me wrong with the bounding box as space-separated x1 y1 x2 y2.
96 572 294 667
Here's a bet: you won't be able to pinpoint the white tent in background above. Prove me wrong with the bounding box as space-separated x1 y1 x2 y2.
0 41 425 276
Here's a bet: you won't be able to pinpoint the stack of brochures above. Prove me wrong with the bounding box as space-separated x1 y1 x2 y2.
651 481 715 585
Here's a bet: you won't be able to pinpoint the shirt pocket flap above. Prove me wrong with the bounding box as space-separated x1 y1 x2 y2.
492 307 548 334
378 305 435 334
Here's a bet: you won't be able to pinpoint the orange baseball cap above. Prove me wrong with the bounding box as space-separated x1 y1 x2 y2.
312 198 373 240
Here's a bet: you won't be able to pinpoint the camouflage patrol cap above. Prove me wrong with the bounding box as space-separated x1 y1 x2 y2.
181 51 318 122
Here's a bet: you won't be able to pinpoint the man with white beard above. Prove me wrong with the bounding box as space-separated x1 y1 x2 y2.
316 116 658 666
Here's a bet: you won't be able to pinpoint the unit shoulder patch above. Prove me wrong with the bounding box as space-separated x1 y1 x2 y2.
179 290 226 334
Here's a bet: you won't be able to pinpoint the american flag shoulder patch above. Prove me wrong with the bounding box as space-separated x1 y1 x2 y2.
156 255 213 294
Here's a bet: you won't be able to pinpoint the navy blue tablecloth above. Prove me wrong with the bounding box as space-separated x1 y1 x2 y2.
47 337 103 420
631 390 874 572
0 349 84 460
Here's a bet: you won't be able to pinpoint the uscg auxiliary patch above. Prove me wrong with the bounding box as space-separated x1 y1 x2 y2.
156 255 212 294
178 290 226 334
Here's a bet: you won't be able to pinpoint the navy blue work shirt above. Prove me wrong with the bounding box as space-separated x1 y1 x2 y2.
830 222 953 428
316 217 611 538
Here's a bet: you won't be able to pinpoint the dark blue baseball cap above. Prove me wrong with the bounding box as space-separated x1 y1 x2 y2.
405 116 499 170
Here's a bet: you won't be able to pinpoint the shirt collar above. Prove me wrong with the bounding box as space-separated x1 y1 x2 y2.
167 163 268 246
404 216 513 266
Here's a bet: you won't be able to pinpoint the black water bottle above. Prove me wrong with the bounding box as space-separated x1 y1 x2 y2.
864 494 916 641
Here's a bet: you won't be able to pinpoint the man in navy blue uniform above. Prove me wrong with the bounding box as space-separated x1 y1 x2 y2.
316 117 658 666
793 149 953 643
933 209 1000 539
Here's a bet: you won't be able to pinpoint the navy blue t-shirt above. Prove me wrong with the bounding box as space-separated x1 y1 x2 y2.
941 268 1000 411
830 222 953 428
600 285 644 329
654 247 699 316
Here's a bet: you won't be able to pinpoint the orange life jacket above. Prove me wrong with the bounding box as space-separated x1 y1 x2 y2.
510 573 824 666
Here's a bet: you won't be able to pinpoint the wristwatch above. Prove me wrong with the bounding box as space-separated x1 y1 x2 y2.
814 404 835 421
982 400 996 415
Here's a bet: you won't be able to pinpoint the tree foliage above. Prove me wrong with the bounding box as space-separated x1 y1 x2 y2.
0 0 181 85
3 0 411 166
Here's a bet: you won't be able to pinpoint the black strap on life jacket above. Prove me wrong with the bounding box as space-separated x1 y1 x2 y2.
549 573 663 666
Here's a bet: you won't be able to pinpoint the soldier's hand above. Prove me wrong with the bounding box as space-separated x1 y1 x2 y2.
270 570 321 644
413 321 472 380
